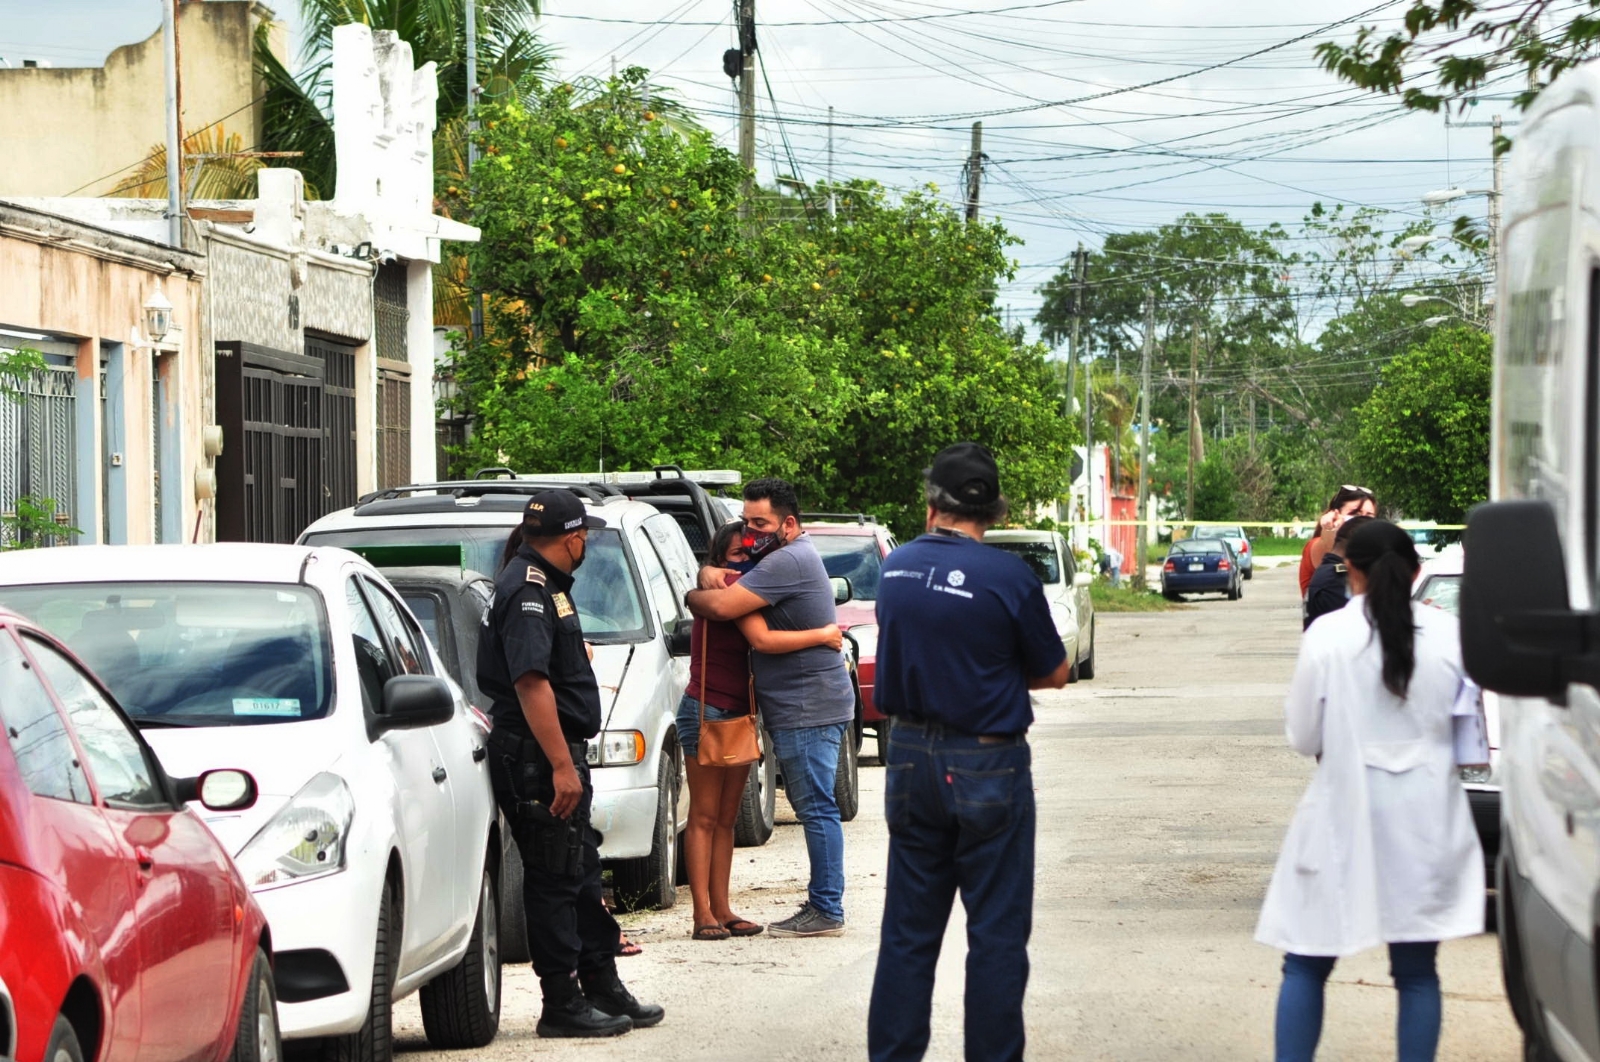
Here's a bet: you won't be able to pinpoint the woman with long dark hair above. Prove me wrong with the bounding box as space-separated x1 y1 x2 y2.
1257 520 1484 1061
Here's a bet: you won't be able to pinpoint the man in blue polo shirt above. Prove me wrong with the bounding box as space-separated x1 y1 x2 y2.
867 442 1072 1062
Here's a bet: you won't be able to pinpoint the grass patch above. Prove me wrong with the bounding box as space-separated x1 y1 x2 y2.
1090 581 1186 612
1246 536 1310 557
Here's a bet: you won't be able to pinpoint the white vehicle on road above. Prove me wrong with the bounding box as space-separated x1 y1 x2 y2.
0 545 502 1061
984 529 1097 680
301 481 696 910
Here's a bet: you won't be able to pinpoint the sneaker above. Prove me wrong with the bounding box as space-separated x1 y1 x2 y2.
536 993 634 1038
582 971 665 1029
767 903 845 938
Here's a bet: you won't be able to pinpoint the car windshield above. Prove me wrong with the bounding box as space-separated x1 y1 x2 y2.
1416 574 1462 615
987 540 1060 583
0 582 333 726
1193 526 1243 539
810 534 883 600
302 526 650 642
1172 540 1228 555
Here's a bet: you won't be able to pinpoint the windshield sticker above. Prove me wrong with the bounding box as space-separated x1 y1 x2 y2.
233 697 302 717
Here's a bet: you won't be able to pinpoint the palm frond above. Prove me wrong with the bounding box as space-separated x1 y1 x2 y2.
108 124 263 201
256 23 335 199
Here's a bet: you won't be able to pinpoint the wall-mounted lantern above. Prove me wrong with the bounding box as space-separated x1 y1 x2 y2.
143 284 174 344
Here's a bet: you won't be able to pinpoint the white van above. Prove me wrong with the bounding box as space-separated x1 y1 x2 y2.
1460 61 1600 1062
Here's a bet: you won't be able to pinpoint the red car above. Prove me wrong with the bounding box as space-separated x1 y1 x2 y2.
0 609 278 1062
806 516 899 764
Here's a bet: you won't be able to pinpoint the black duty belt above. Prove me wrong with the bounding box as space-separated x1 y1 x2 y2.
488 727 588 764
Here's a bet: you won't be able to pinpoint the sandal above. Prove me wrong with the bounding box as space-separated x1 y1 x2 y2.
693 924 732 941
722 918 764 937
616 933 643 957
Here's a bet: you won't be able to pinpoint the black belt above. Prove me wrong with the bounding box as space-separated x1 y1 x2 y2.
892 714 1023 743
488 727 588 764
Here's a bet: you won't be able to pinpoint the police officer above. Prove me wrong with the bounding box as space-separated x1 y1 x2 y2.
866 443 1072 1062
478 490 664 1039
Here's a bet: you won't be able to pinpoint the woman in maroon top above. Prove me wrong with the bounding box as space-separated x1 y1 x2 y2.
678 521 842 940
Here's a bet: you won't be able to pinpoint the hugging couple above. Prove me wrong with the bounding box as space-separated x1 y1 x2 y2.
679 478 855 940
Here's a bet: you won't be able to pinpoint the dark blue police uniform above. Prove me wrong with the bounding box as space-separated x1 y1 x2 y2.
867 529 1066 1062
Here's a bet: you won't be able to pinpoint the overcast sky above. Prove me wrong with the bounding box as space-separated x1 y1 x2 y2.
2 0 1508 338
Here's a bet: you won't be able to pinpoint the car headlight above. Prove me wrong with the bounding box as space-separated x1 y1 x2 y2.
234 773 355 890
1459 764 1493 784
587 730 646 766
847 623 879 662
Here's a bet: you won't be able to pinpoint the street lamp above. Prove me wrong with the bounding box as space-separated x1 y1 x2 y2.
1399 233 1480 254
1401 293 1449 308
1422 315 1454 327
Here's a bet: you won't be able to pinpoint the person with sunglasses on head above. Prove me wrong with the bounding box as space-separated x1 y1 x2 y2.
1302 515 1373 631
1299 486 1378 597
678 520 843 942
1258 520 1484 1062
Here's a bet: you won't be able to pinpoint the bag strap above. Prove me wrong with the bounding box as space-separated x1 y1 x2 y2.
698 618 709 726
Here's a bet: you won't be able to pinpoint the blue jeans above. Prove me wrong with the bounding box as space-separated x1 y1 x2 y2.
1275 942 1441 1062
867 719 1034 1062
768 722 848 921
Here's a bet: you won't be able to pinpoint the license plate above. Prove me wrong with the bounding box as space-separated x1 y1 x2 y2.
1188 563 1204 571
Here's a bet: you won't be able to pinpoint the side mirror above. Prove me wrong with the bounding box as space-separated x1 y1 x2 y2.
1072 572 1094 588
832 576 854 605
377 674 456 732
1461 500 1592 697
667 617 693 657
173 768 258 811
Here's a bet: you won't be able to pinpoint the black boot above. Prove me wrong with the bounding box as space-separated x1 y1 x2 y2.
581 969 665 1029
536 976 633 1039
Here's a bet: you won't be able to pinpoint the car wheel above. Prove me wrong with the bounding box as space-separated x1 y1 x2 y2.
229 948 282 1062
1227 581 1240 601
419 864 502 1048
1243 567 1253 580
320 885 395 1062
834 727 860 823
44 1016 85 1062
734 728 777 847
1164 591 1182 602
613 739 681 911
1077 620 1096 680
498 826 531 965
874 723 889 766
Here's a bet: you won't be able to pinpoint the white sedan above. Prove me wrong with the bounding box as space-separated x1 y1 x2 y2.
984 529 1097 680
0 544 502 1061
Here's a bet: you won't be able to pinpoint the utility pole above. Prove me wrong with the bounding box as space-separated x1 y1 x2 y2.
1083 337 1094 526
466 0 482 340
1064 244 1086 421
827 105 836 218
1186 318 1199 521
1490 113 1503 293
737 0 757 220
161 0 182 247
1134 289 1153 591
964 122 983 222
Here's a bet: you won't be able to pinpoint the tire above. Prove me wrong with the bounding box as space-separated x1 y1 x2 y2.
1077 620 1096 680
498 827 531 964
874 723 889 766
834 727 860 823
419 865 502 1048
734 727 777 847
229 948 282 1062
613 739 681 911
1163 591 1182 602
1227 582 1240 601
1243 566 1253 580
44 1016 85 1062
320 885 395 1062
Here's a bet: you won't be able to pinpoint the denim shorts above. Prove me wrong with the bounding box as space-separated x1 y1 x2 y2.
676 692 749 758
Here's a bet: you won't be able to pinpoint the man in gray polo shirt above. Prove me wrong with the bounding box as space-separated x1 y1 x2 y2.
686 478 855 936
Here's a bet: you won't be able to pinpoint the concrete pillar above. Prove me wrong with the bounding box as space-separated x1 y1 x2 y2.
407 257 436 483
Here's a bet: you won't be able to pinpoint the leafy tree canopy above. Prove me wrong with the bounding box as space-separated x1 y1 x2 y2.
1354 325 1491 522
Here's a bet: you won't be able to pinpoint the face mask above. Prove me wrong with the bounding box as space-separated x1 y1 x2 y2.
567 535 587 572
742 526 782 561
724 558 757 574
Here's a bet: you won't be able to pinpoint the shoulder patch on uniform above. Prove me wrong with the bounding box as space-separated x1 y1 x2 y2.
525 565 548 586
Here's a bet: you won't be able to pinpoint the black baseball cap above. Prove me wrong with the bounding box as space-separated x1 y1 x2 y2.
522 490 605 535
927 442 1000 506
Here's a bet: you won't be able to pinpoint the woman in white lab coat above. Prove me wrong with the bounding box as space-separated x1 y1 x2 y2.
1256 520 1483 1062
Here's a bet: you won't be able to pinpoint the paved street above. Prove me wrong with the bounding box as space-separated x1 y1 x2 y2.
394 566 1520 1060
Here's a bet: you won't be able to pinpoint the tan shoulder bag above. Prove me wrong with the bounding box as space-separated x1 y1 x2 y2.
695 619 761 768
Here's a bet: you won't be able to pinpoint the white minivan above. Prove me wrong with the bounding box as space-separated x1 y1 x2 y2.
1460 59 1600 1062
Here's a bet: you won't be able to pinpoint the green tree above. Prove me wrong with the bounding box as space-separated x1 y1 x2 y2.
1317 2 1600 114
1354 326 1491 521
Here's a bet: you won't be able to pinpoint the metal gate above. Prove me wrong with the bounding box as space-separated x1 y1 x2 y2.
0 364 77 547
376 366 411 489
216 343 326 543
307 334 357 513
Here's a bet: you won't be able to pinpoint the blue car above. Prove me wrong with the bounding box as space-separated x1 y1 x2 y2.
1161 538 1242 601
